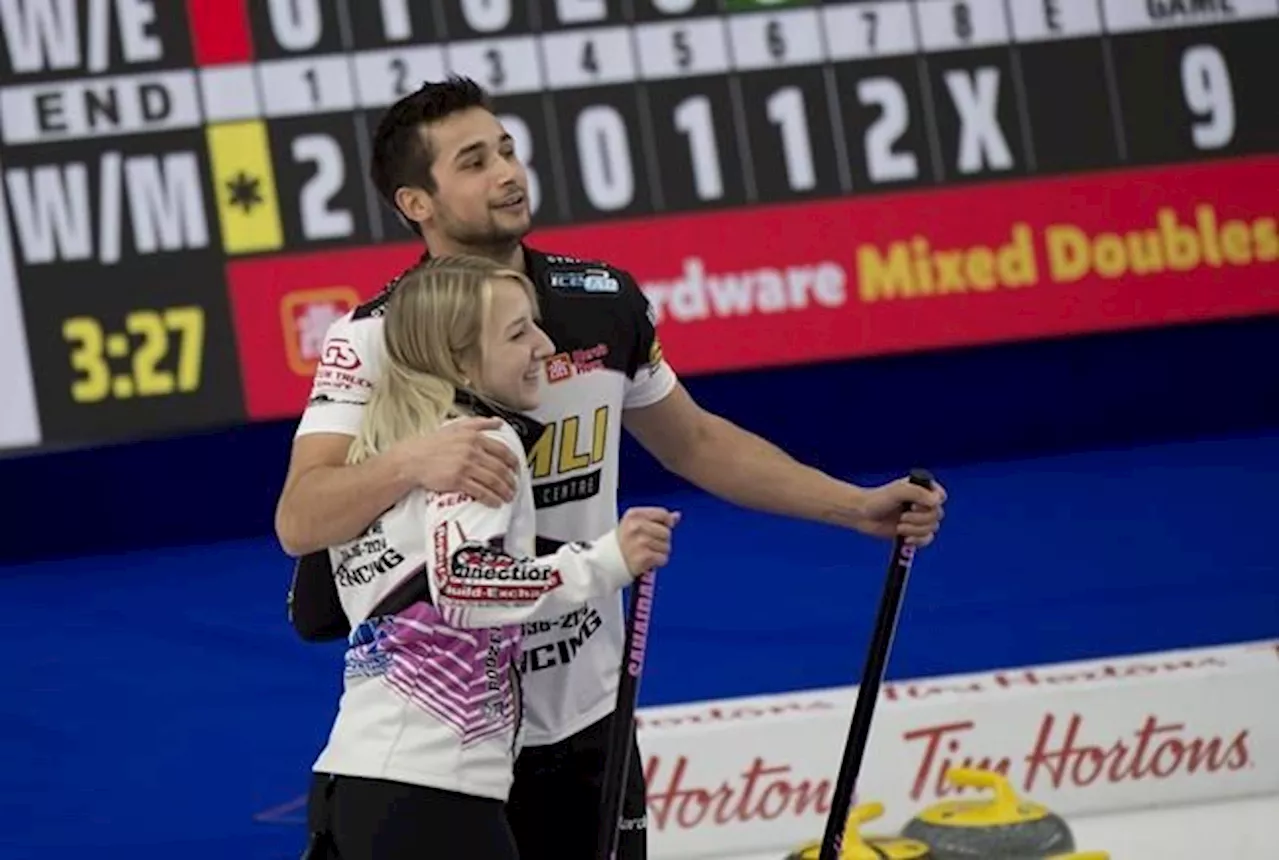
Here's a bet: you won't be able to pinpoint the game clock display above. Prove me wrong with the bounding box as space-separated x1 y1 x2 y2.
0 0 1275 452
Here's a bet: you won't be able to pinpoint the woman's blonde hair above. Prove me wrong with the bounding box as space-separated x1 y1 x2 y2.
347 254 538 465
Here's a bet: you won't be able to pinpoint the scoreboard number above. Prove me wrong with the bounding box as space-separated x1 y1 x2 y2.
292 134 354 241
301 68 322 106
484 48 507 88
462 0 514 34
953 1 974 43
268 0 325 52
576 105 635 212
1181 45 1234 151
858 78 920 184
862 10 879 52
580 39 601 77
765 86 818 193
388 57 411 98
673 28 694 70
765 20 788 62
672 95 724 201
375 0 415 41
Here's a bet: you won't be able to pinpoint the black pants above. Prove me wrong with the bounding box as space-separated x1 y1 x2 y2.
506 712 648 860
304 772 519 860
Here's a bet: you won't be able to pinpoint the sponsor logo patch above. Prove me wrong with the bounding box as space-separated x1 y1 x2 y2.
280 287 360 376
549 268 620 294
444 543 564 602
545 353 574 383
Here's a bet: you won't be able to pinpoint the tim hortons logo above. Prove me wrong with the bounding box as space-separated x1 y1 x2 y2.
644 754 832 831
901 711 1253 802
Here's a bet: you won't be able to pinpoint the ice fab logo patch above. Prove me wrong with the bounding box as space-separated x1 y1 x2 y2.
549 268 620 293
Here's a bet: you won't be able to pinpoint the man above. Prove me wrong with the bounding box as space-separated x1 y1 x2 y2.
276 76 946 860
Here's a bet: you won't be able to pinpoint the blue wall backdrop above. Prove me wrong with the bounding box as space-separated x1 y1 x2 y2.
1 315 1275 860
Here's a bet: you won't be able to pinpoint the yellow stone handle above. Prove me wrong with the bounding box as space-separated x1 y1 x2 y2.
944 767 1021 814
849 802 885 827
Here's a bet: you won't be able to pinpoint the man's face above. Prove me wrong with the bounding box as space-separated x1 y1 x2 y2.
420 107 532 247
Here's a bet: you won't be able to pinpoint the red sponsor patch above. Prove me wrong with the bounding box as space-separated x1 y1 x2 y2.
280 288 360 377
545 353 573 383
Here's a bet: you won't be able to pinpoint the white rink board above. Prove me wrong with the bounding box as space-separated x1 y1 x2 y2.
633 640 1279 860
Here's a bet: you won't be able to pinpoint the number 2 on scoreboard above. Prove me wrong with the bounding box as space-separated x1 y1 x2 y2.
389 57 410 96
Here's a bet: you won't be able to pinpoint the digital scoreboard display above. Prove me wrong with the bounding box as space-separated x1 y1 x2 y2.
0 0 1274 452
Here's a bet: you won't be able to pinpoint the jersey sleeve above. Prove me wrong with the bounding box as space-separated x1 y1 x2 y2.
620 271 679 410
294 312 381 438
425 428 634 629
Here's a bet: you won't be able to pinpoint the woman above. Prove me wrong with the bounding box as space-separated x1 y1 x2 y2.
303 255 680 859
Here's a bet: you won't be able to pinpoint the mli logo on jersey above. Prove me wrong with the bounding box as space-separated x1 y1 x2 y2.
280 288 360 376
529 407 609 509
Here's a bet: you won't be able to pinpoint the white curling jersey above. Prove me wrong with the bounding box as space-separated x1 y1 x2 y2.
296 246 679 746
312 406 634 800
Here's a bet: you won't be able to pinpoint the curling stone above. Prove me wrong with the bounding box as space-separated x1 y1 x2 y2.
786 801 933 860
900 768 1075 859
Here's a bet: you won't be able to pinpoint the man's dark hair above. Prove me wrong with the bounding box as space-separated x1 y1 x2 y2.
370 76 493 231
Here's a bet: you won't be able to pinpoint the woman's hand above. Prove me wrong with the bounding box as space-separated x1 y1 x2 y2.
617 507 682 575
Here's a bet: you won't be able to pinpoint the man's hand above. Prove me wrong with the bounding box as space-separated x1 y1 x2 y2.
392 416 521 506
853 477 947 546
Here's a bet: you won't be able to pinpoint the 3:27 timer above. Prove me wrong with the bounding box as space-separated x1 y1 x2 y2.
61 306 205 403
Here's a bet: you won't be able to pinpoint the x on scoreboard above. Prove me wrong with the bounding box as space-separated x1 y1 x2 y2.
0 0 1275 451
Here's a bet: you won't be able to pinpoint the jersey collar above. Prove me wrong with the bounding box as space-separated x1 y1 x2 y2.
418 243 548 283
453 389 544 454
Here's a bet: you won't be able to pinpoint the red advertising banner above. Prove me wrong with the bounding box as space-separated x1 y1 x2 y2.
227 155 1278 422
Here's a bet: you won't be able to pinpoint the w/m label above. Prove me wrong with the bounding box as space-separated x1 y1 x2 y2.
3 151 209 265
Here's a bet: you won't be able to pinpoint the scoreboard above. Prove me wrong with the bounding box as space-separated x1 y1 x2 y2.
0 0 1275 453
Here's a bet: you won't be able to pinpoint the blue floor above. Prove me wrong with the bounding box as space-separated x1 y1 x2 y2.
1 431 1275 859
